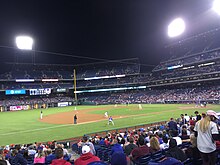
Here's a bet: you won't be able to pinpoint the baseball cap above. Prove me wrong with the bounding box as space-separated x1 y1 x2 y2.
206 110 219 119
5 145 10 150
82 145 90 154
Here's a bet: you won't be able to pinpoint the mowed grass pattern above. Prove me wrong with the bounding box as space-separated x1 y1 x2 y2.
0 104 219 145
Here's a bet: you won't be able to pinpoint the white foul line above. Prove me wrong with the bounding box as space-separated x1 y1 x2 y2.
0 117 111 136
0 124 74 136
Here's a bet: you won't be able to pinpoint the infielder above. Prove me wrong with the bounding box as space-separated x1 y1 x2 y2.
104 111 108 118
108 116 114 125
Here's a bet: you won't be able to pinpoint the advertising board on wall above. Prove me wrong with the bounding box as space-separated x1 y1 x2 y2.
29 88 51 95
10 105 31 111
56 88 67 93
58 102 69 107
5 90 26 95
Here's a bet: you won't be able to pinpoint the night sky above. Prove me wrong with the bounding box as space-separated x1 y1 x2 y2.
0 0 219 72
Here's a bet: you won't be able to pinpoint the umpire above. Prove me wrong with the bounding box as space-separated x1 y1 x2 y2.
74 114 77 124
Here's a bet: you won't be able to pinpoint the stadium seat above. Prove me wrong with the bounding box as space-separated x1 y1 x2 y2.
133 154 152 165
182 158 193 165
71 143 78 153
148 157 184 165
87 161 108 165
151 151 165 161
27 154 35 165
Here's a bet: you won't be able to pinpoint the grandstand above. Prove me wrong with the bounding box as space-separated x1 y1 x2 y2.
0 29 220 112
1 60 220 164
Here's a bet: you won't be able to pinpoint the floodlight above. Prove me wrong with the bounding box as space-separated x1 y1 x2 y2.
168 18 185 38
16 36 33 50
213 0 220 15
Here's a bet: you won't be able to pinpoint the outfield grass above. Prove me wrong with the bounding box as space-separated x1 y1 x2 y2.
0 104 219 146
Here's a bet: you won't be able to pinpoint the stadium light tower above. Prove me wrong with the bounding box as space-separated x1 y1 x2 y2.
15 35 35 64
168 18 185 38
15 36 34 50
213 0 220 15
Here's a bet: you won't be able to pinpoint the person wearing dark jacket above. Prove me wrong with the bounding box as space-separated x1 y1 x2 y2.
45 148 56 164
194 111 201 121
110 137 124 156
9 149 27 165
75 145 100 165
165 138 187 162
124 137 137 156
185 134 201 165
168 118 178 131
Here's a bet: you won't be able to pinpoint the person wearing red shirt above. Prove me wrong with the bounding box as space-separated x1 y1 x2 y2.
75 145 100 165
189 116 196 126
131 136 150 161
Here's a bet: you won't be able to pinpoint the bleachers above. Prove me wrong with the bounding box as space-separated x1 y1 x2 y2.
70 141 205 165
0 59 140 80
153 29 220 72
80 85 220 105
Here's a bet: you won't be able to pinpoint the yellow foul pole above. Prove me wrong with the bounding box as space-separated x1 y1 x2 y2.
74 69 77 105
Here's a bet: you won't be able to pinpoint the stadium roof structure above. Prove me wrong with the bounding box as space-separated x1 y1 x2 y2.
5 58 141 67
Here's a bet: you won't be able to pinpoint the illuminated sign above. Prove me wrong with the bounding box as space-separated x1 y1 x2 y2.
198 62 215 67
42 79 58 82
29 88 51 95
10 105 30 111
16 79 35 82
5 90 26 95
56 88 67 92
75 86 146 94
167 65 183 70
84 75 125 80
58 102 69 107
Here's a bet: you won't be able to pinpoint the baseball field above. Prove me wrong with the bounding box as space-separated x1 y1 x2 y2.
0 104 219 146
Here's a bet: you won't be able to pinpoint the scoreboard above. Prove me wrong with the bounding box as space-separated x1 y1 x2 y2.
29 88 51 95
